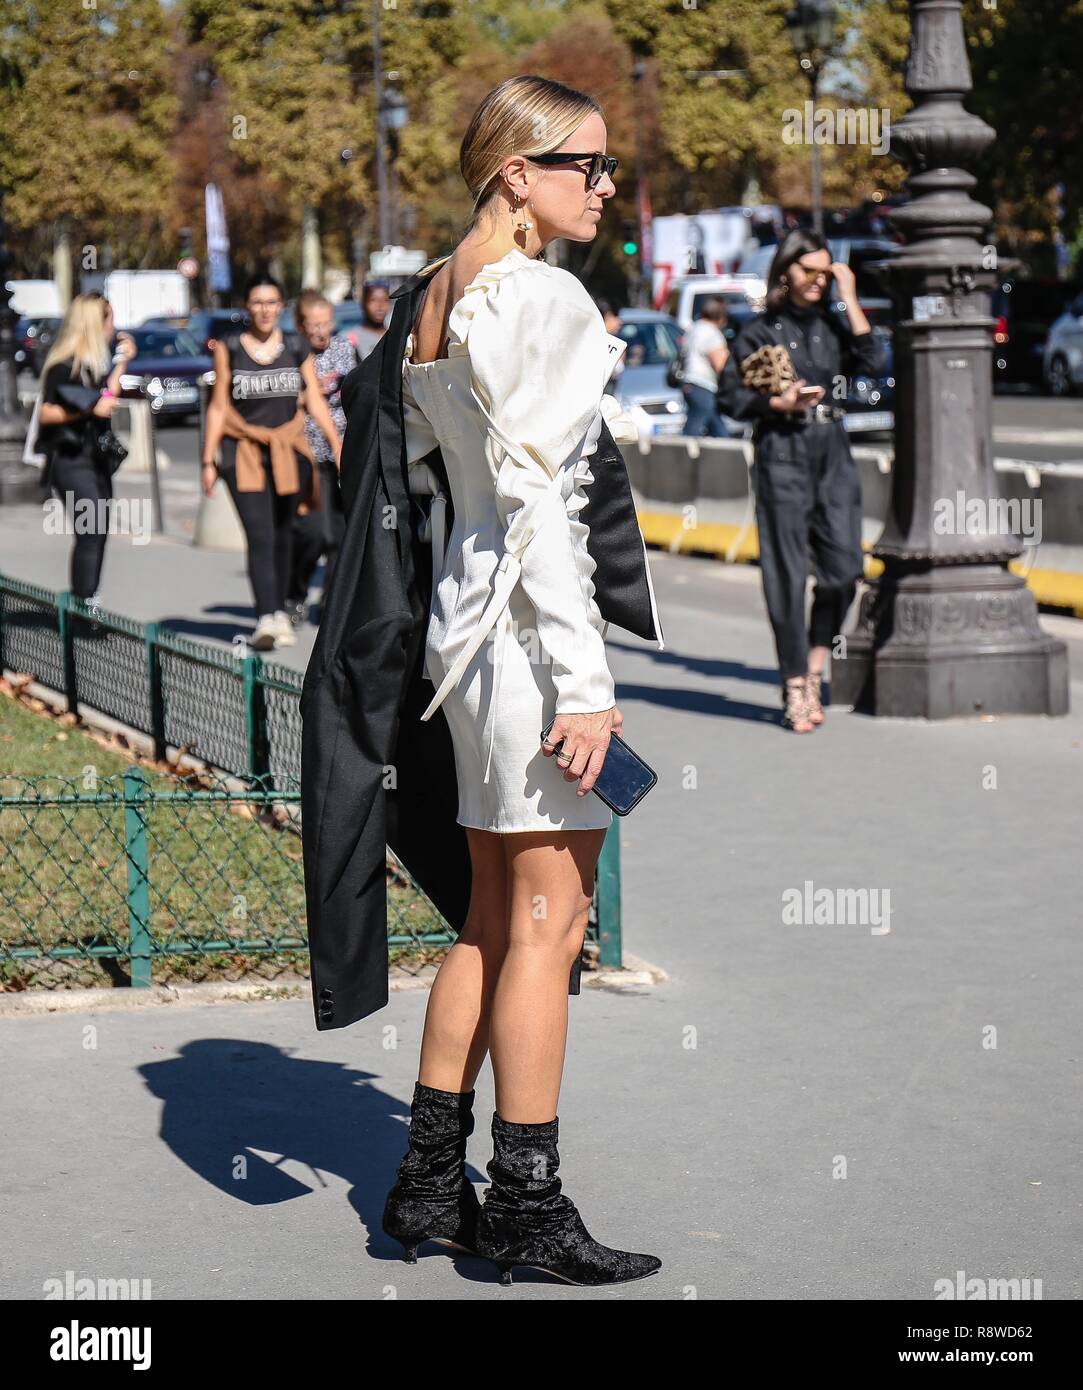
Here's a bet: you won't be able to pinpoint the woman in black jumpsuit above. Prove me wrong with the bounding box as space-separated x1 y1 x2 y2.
718 229 882 731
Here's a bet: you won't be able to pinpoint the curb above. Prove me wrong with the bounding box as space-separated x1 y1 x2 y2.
637 509 1083 617
0 956 670 1020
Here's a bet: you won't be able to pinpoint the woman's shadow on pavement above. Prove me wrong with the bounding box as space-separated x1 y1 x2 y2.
605 639 783 726
138 1038 495 1280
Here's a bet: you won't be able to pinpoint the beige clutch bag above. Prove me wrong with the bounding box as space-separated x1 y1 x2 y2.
740 343 797 397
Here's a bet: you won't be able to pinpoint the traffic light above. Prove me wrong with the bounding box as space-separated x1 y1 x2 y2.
621 220 638 257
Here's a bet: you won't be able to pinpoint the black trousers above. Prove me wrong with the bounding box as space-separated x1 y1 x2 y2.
219 442 307 618
288 458 346 605
50 452 112 599
752 419 864 681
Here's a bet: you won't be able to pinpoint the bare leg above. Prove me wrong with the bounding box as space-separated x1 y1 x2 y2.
808 643 828 676
488 829 606 1123
416 827 508 1093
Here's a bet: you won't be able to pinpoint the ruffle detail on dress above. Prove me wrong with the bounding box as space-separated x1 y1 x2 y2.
598 391 638 444
445 248 538 356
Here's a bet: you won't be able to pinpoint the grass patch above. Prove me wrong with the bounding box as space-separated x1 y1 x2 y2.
0 691 452 991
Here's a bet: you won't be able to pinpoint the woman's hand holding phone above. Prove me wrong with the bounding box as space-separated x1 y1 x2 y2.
541 705 623 796
771 378 824 413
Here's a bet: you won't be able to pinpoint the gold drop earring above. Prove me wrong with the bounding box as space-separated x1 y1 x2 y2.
513 195 534 232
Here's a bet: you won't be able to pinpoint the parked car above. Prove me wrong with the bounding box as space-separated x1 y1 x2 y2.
137 315 190 332
278 299 375 335
841 327 895 438
993 277 1078 391
187 309 250 353
1041 288 1083 396
17 315 62 375
827 238 898 330
117 326 213 421
332 300 367 331
612 309 687 438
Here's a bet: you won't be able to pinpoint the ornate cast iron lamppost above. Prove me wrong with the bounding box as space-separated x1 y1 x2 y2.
833 0 1068 718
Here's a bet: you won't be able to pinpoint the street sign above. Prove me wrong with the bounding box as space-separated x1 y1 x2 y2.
369 244 426 276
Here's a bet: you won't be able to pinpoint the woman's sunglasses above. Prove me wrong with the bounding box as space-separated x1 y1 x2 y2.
526 151 620 189
793 260 833 285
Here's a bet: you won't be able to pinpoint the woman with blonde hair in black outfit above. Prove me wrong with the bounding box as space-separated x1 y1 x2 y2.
37 292 137 603
376 75 664 1286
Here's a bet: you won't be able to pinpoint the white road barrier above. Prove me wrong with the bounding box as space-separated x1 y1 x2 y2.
193 476 246 552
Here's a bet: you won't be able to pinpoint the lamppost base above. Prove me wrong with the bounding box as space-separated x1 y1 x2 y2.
832 563 1069 718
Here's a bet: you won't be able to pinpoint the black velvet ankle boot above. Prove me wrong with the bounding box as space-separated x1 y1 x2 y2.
382 1082 481 1262
475 1113 661 1286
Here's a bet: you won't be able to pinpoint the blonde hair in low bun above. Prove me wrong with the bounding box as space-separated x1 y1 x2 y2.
460 75 602 231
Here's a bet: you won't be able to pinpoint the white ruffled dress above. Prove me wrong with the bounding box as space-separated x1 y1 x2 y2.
402 247 662 834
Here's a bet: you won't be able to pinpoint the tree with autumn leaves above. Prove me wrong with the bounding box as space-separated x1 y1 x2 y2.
0 0 1077 299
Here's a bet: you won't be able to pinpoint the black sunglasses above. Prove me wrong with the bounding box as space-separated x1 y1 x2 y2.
525 151 619 189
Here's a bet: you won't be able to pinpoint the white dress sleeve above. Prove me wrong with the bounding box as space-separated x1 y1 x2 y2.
466 267 616 715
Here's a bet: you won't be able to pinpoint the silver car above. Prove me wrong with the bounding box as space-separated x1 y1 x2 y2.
612 309 687 439
1042 289 1083 396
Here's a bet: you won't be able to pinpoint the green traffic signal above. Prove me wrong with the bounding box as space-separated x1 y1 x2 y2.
622 240 638 256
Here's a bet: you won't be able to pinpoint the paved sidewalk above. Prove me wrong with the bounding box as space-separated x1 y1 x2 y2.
0 478 314 664
1 537 1080 1299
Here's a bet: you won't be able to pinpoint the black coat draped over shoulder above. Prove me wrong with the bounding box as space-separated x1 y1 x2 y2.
300 259 661 1031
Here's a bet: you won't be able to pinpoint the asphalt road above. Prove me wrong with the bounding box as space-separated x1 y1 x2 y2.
122 392 1083 544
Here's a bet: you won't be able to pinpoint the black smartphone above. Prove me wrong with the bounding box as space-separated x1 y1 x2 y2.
540 718 657 817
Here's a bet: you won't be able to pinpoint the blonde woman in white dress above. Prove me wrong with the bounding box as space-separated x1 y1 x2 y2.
381 76 663 1286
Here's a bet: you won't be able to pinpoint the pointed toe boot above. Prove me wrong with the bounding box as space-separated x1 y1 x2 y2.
382 1082 482 1262
475 1113 661 1287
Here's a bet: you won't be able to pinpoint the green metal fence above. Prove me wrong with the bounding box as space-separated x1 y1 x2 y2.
0 573 622 985
0 767 457 990
0 575 300 785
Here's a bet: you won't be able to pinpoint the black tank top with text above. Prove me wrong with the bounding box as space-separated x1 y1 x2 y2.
222 330 310 428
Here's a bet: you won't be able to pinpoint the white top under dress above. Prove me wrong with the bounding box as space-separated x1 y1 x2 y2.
402 247 663 834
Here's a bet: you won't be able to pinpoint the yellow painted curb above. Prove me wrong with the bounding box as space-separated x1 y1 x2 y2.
638 510 1083 618
1008 562 1083 618
637 510 760 563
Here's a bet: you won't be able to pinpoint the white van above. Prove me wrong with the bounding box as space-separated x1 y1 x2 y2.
663 274 767 331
